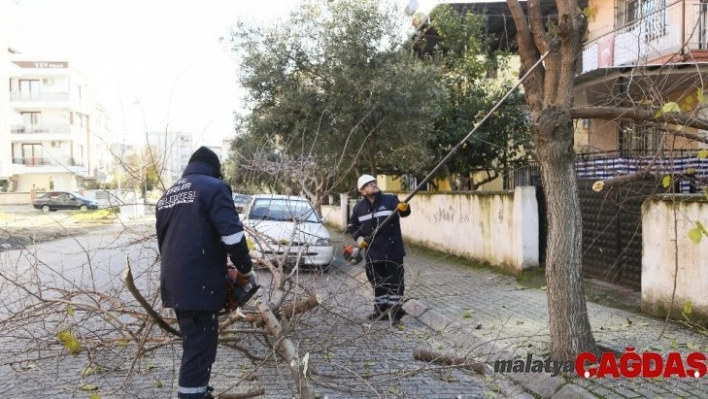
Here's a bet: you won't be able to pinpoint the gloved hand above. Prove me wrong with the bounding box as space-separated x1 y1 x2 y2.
356 236 369 248
243 270 258 287
397 202 409 213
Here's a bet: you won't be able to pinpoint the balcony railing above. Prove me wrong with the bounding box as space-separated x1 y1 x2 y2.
12 157 82 167
9 91 71 102
576 148 702 159
11 124 73 134
582 0 708 73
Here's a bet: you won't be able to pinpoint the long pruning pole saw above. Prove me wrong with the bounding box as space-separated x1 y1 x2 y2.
344 51 550 264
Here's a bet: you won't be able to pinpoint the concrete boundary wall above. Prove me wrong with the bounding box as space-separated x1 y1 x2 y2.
642 196 708 320
323 187 539 273
0 192 29 205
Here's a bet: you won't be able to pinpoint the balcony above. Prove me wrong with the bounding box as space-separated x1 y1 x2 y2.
10 156 88 177
12 157 82 167
581 0 708 74
11 124 73 134
10 91 70 102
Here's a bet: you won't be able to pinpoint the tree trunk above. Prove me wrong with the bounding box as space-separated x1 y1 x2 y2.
506 0 598 360
536 107 596 360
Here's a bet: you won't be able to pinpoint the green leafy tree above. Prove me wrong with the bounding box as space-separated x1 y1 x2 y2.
226 0 441 207
420 5 532 190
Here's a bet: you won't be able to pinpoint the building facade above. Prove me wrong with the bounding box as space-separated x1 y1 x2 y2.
146 130 193 186
5 59 98 192
0 0 17 190
575 0 708 155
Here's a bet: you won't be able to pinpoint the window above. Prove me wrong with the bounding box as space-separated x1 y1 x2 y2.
18 79 40 92
249 199 319 223
619 122 661 155
21 112 42 130
22 144 43 166
76 145 84 165
618 0 668 40
73 84 83 101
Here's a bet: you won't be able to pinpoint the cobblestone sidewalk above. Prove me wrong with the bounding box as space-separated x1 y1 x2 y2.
334 232 708 399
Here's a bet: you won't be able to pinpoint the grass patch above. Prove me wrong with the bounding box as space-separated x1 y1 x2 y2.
69 208 118 223
403 240 498 272
516 268 546 289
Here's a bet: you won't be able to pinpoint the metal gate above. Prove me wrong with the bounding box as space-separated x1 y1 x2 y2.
514 167 659 289
577 179 661 289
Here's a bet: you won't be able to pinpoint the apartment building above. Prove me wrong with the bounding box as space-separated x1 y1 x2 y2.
0 0 16 190
575 0 708 154
146 130 193 186
4 59 100 192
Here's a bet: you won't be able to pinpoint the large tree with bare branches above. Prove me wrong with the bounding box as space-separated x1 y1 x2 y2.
506 0 708 359
505 0 596 359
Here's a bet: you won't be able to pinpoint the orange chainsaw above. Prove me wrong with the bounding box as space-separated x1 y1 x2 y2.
342 245 363 265
224 268 260 313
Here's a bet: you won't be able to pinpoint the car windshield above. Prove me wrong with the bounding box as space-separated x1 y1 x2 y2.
233 194 250 204
248 199 320 223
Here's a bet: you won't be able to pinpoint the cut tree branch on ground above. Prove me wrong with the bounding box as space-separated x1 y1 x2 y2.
217 388 266 399
220 294 321 330
591 171 656 192
412 349 486 375
255 300 316 399
123 256 181 337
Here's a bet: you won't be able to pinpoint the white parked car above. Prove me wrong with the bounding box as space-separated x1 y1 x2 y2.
242 194 334 271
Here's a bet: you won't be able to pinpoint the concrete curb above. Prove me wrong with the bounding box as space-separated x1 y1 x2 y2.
337 262 597 399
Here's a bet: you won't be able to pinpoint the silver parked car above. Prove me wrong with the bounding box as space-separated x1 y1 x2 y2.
242 194 334 271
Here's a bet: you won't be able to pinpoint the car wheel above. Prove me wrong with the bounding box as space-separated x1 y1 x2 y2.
41 205 50 213
79 204 88 211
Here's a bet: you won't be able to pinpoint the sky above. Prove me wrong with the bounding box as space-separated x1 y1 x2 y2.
9 0 441 147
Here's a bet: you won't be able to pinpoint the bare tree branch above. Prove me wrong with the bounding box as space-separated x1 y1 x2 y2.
572 107 708 131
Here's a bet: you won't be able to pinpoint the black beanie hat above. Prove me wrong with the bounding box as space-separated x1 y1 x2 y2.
188 146 222 178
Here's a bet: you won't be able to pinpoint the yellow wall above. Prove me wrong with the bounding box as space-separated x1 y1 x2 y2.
376 174 401 192
585 0 615 42
435 178 452 191
473 172 504 191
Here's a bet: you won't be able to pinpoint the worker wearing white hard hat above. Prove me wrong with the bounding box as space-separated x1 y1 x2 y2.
347 174 411 325
357 174 377 190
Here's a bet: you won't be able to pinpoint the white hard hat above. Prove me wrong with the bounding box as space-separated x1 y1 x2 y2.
357 174 377 190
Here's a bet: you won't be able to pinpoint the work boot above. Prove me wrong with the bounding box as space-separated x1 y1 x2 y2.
367 310 389 321
391 306 406 321
205 386 214 398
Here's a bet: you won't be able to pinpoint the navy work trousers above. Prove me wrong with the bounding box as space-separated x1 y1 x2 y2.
175 310 218 399
365 258 405 319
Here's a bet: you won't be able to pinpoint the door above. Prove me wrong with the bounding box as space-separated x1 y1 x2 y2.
21 112 42 132
59 193 76 209
21 144 42 166
18 79 40 100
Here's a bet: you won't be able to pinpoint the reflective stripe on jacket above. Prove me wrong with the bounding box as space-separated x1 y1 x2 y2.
347 192 410 261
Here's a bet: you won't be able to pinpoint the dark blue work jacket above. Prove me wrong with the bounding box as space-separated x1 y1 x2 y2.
155 162 244 312
347 192 411 261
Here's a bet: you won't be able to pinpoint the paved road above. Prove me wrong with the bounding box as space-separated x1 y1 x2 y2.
0 219 499 398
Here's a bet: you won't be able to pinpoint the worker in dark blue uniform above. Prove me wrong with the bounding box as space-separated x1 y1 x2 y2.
347 174 411 324
155 146 255 398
